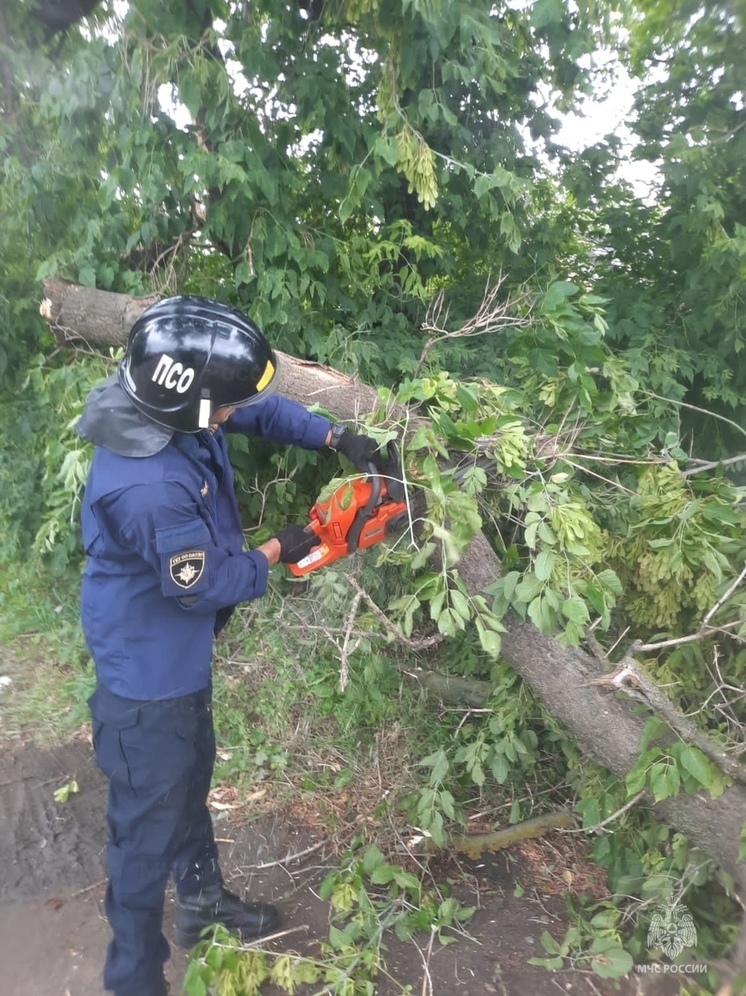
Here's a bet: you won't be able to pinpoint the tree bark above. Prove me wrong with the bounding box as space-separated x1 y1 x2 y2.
40 279 390 422
40 279 746 903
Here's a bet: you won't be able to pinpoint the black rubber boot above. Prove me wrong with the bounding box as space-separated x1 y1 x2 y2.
174 886 279 948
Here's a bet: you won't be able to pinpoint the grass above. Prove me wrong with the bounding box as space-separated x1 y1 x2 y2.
0 564 95 742
0 555 566 863
0 642 94 741
206 602 443 853
0 561 437 845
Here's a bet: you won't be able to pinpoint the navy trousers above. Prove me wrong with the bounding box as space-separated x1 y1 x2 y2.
89 682 223 996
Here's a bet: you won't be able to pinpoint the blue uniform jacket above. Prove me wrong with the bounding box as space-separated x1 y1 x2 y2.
80 395 330 700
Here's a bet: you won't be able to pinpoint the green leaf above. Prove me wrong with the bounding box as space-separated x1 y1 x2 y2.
589 940 634 979
539 930 562 955
477 623 502 658
182 962 208 996
78 265 96 288
534 550 556 581
490 753 508 784
327 924 349 949
319 870 337 901
421 748 449 784
596 569 623 595
456 383 480 411
234 259 252 287
578 796 600 829
640 717 667 751
527 594 555 632
498 571 521 602
514 573 544 603
537 520 558 545
450 589 470 619
543 280 579 311
561 596 590 626
437 789 457 821
362 844 385 875
474 173 502 199
677 746 713 788
625 755 650 796
531 0 564 29
460 465 488 495
370 863 396 885
338 193 355 225
649 760 681 802
53 779 79 803
528 956 564 969
583 581 605 615
590 908 619 930
374 134 401 166
436 607 459 635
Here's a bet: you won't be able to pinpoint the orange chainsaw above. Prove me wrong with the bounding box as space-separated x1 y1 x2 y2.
287 442 409 577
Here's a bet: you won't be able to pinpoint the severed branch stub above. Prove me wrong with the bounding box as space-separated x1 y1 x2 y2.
584 653 746 785
581 566 746 785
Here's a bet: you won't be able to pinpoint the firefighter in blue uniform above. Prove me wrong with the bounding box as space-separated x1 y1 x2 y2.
76 296 382 996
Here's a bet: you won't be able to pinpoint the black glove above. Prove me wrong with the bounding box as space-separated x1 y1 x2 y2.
275 524 319 564
329 425 382 472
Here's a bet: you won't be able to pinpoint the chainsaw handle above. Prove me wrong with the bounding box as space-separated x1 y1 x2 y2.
345 460 381 555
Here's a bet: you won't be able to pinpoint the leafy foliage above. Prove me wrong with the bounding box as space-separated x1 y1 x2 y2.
555 0 746 455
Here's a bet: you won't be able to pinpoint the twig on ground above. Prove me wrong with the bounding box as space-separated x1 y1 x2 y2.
242 840 327 871
344 574 446 651
223 924 310 950
560 791 645 836
417 928 436 996
70 879 107 898
339 592 362 691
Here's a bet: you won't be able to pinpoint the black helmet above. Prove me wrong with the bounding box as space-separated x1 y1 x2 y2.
118 296 278 432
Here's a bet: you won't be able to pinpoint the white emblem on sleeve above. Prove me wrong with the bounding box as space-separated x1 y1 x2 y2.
169 550 206 589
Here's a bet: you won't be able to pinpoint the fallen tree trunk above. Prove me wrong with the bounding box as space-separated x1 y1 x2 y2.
40 279 391 423
40 280 746 909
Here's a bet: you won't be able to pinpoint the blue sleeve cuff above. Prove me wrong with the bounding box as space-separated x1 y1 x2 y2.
300 413 333 449
246 548 270 595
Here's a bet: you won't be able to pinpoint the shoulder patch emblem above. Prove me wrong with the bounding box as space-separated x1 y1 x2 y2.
169 550 206 589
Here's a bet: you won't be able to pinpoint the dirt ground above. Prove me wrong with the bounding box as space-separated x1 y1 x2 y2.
0 734 683 996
